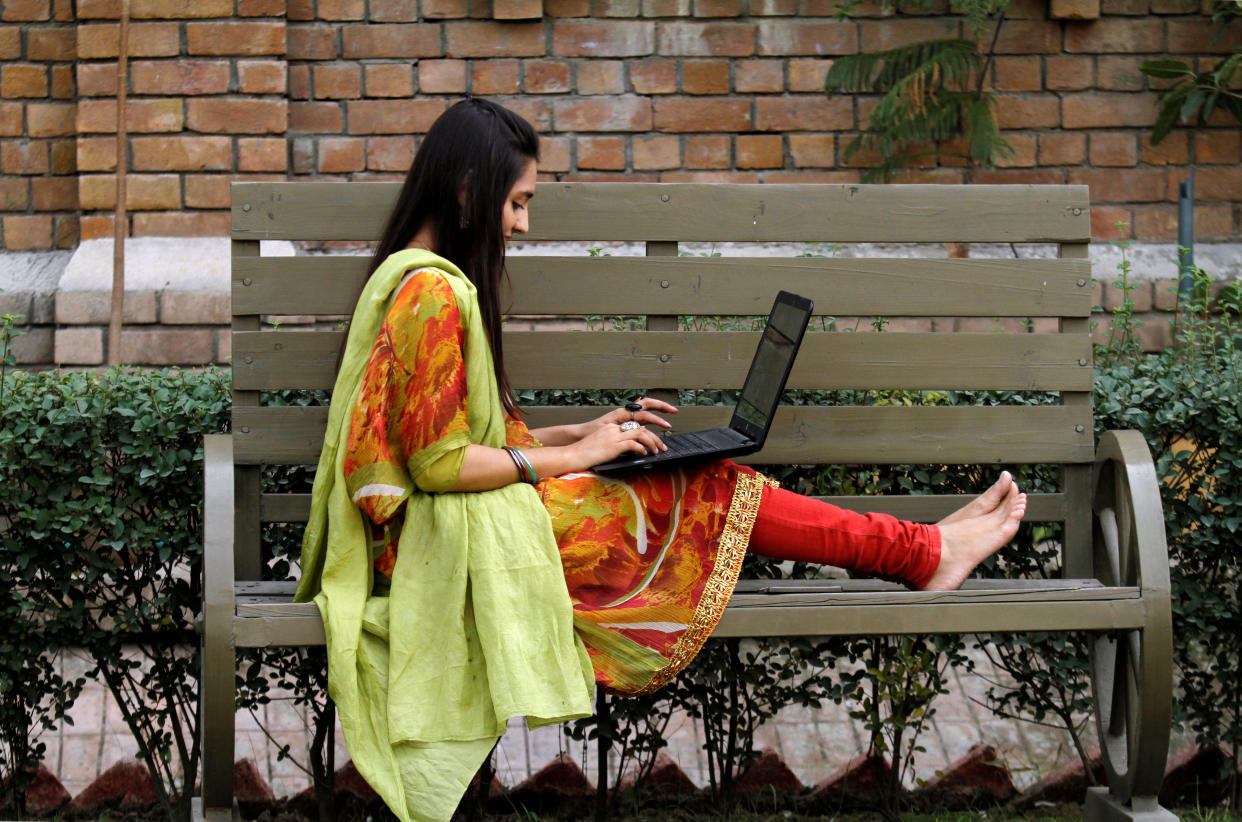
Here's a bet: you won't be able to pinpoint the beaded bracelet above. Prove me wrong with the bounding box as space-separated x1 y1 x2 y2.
503 446 538 484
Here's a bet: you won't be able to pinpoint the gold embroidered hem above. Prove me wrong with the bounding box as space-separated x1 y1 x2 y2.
623 470 778 697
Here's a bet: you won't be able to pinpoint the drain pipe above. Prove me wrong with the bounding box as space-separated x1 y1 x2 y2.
1177 169 1195 305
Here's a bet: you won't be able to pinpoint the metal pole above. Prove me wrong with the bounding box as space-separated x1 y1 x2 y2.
108 0 130 366
1176 168 1195 305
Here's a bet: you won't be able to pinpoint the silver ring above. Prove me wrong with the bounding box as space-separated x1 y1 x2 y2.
619 420 639 431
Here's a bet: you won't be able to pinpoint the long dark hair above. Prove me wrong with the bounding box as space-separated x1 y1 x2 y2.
368 98 538 418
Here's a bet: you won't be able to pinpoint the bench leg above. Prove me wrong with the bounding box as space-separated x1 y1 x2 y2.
1084 787 1178 822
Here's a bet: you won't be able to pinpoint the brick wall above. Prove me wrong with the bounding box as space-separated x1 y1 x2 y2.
0 1 1240 251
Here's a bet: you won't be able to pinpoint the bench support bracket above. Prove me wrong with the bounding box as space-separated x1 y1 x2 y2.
1084 787 1177 822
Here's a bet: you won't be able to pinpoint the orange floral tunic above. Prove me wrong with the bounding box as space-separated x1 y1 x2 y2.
344 267 772 697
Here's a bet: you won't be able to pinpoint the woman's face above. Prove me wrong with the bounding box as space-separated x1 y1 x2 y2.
501 158 537 242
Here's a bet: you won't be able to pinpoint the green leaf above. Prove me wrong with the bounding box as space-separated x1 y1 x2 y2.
1139 59 1195 79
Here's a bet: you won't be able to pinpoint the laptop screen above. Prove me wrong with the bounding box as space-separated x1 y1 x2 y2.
732 296 812 436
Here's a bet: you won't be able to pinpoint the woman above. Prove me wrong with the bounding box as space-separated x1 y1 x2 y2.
296 98 1026 822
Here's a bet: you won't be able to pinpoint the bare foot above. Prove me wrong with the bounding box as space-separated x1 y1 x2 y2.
922 481 1027 591
937 470 1013 526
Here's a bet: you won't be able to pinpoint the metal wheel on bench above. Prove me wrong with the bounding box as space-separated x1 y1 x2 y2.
1091 430 1173 804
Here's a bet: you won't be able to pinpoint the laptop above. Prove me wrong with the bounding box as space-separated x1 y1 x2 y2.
592 290 814 475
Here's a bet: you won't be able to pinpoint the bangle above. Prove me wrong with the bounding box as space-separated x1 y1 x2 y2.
503 446 538 484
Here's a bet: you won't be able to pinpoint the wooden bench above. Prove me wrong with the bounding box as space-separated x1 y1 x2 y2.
200 181 1174 822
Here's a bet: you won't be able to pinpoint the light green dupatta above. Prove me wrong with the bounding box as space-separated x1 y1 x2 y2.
295 249 595 822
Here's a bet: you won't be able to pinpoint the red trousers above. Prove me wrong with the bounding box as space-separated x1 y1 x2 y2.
749 484 941 589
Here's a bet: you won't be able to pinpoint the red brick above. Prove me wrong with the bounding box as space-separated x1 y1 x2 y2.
1190 204 1235 240
1097 55 1148 92
692 0 740 13
290 101 343 132
1044 55 1092 90
79 173 181 210
517 99 560 133
630 60 676 93
27 28 74 61
995 133 1037 167
317 0 364 19
1089 204 1132 241
684 134 729 167
759 20 856 57
187 98 286 134
421 0 469 16
80 214 115 239
1089 132 1137 166
289 64 310 98
538 135 570 172
317 136 365 172
554 21 654 56
659 170 758 182
995 94 1060 129
239 61 287 94
342 24 443 58
75 62 117 96
733 59 782 93
1132 203 1182 241
682 59 730 94
369 0 420 20
859 18 955 51
1068 168 1167 202
654 97 747 131
0 27 20 59
1194 167 1242 202
1140 131 1187 165
1196 131 1240 165
992 56 1040 91
131 60 231 95
119 328 215 364
756 96 851 131
446 22 544 57
788 59 830 92
77 22 180 57
347 99 447 134
1170 20 1242 54
183 174 229 208
366 135 415 171
577 136 626 170
1065 19 1165 53
736 134 783 168
0 178 29 211
658 21 754 55
1 140 46 175
130 0 234 16
132 210 231 236
50 64 73 98
596 0 640 16
415 60 464 93
546 0 591 14
186 21 285 56
239 137 286 171
972 168 1065 185
1 64 47 98
472 60 521 94
356 64 411 98
525 60 571 93
77 98 183 133
788 133 833 166
54 327 104 364
751 0 796 12
555 95 651 131
1050 0 1100 18
52 0 73 21
641 0 690 14
239 0 287 14
288 26 339 60
3 215 53 249
313 64 361 98
1038 132 1085 165
76 0 119 15
1 0 50 21
1062 93 1155 128
77 136 116 171
32 176 76 211
632 134 679 169
986 19 1062 54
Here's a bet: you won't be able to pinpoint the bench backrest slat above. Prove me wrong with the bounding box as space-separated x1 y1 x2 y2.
232 182 1090 244
235 256 1093 318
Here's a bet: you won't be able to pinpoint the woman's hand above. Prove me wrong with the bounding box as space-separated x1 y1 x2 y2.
565 418 669 468
530 397 678 446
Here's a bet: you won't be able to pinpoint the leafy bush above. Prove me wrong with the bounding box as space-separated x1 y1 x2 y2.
0 366 230 821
